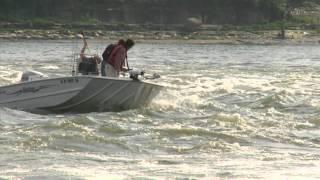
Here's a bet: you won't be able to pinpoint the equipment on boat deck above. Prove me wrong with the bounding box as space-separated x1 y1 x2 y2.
78 57 99 75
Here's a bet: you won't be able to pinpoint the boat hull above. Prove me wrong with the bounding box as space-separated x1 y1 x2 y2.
0 76 162 114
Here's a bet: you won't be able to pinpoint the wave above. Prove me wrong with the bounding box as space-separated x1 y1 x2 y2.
0 107 50 125
149 75 239 112
40 65 60 70
249 90 297 109
309 118 320 127
213 112 248 128
0 68 22 85
99 124 127 135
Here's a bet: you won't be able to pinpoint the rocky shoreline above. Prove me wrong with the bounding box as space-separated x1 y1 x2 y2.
1 28 319 45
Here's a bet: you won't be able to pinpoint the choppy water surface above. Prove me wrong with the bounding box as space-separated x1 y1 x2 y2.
0 40 320 179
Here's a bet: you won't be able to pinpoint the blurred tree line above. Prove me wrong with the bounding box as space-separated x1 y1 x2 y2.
0 0 317 25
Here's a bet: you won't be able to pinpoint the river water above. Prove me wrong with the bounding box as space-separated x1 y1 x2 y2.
0 40 320 179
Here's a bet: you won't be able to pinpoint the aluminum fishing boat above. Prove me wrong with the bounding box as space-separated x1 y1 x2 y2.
0 70 162 114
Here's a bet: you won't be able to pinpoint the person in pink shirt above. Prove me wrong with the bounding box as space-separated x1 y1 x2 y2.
105 39 135 77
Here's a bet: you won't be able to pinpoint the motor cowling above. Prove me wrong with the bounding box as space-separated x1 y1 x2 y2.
20 70 48 82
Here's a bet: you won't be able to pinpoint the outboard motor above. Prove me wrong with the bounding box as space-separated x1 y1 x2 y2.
20 70 48 82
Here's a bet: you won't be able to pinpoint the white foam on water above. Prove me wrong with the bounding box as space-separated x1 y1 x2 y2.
214 112 247 127
40 65 60 70
47 165 126 180
0 68 22 85
0 107 51 125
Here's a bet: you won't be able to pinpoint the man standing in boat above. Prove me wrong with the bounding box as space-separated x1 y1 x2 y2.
104 39 135 77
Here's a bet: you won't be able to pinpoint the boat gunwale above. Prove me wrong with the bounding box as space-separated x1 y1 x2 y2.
0 75 164 89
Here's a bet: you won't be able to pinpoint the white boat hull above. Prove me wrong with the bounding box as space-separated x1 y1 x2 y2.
0 76 162 114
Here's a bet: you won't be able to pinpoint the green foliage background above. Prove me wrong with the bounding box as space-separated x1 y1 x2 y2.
0 0 318 27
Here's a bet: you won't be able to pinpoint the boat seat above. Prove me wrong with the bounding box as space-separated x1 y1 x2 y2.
78 58 99 75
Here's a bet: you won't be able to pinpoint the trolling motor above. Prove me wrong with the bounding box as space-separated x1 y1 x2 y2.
128 69 161 81
129 69 145 80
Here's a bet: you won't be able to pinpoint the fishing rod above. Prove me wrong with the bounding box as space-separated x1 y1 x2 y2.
70 31 89 76
71 52 76 76
80 31 92 54
70 35 78 76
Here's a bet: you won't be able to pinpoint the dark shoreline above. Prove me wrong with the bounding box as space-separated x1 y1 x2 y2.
0 28 319 45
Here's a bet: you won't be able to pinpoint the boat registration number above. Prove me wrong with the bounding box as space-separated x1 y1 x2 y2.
60 78 79 84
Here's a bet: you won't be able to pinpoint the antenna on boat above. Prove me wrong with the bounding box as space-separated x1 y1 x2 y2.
71 52 76 76
70 31 80 76
70 43 75 76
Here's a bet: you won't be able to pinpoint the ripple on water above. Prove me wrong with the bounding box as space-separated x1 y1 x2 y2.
1 42 320 178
